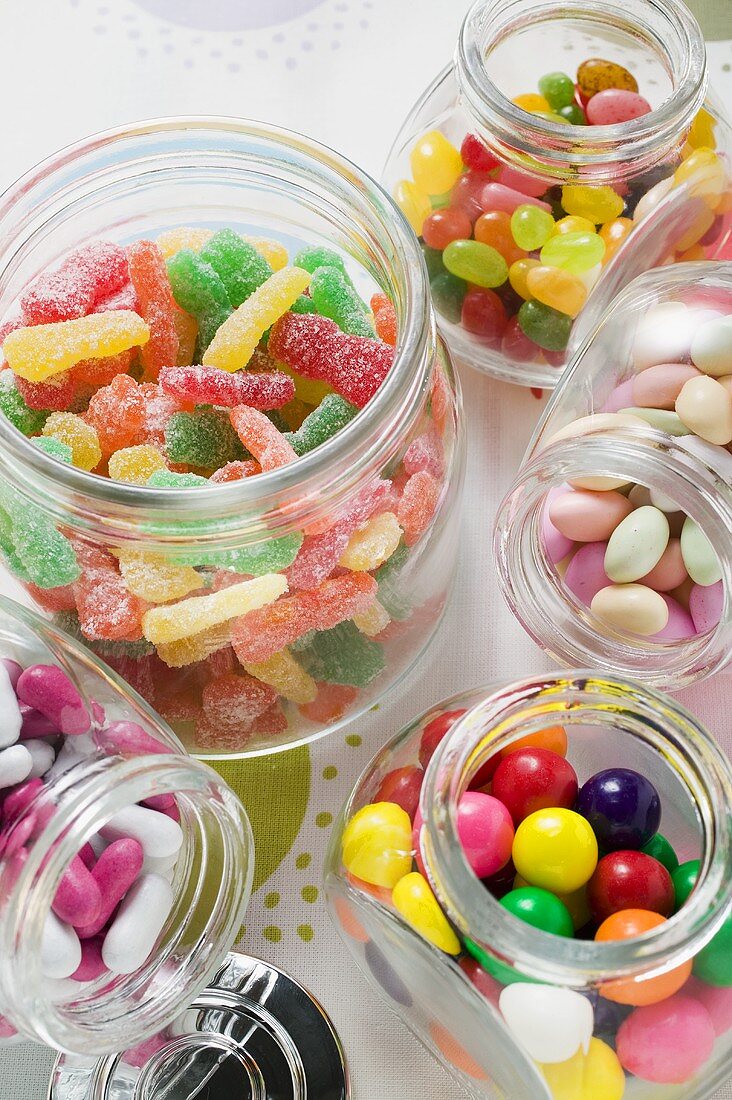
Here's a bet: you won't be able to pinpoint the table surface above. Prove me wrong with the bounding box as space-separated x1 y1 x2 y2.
1 1 731 1097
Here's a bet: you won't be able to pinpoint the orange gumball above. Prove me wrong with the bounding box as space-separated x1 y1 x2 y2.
500 725 569 761
596 909 693 1006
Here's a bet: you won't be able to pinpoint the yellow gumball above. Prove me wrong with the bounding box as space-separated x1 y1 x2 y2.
541 1038 625 1100
392 872 461 955
342 802 413 889
512 808 598 894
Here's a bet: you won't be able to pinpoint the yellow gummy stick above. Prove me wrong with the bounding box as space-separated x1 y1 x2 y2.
116 548 202 603
3 311 149 383
339 512 402 572
242 648 317 705
143 573 287 645
157 624 233 668
203 266 311 373
353 599 391 638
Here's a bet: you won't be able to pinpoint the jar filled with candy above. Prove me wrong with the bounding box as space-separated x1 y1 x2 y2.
0 119 464 759
326 674 732 1100
495 263 731 688
385 0 732 386
0 596 252 1055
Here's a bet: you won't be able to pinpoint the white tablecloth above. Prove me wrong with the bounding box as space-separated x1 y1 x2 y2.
0 1 731 1096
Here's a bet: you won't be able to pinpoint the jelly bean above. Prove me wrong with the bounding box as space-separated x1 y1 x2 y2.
540 232 606 274
42 911 82 979
674 148 726 207
474 211 526 264
675 374 732 444
430 272 466 322
598 217 633 263
694 913 732 986
52 854 103 928
479 183 552 216
442 239 508 289
538 72 576 111
603 506 669 584
513 93 551 113
492 748 578 824
577 769 660 851
3 312 149 383
510 205 555 252
508 257 540 301
102 872 174 974
16 664 90 736
457 791 514 878
680 517 722 586
577 58 638 99
499 984 594 1065
540 1037 625 1100
541 490 575 565
513 808 598 894
410 131 463 195
586 90 651 125
394 180 432 233
501 885 574 937
588 851 674 922
557 103 587 126
548 488 633 543
422 208 473 250
518 300 572 351
591 584 669 636
341 802 413 888
652 594 695 640
461 288 507 342
374 766 423 820
460 133 498 173
560 186 624 224
563 542 608 606
631 362 700 409
597 909 693 1005
689 580 723 632
616 995 714 1083
525 266 587 319
690 315 732 376
392 872 461 954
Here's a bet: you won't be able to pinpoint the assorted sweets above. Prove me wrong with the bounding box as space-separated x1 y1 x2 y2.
0 226 458 755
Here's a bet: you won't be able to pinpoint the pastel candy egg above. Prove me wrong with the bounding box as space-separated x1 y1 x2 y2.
616 995 715 1084
542 489 575 564
680 517 722 586
675 375 732 444
604 506 669 583
499 983 594 1065
526 265 587 318
391 872 461 955
540 231 605 274
618 406 688 436
341 802 413 889
632 363 701 409
544 412 646 490
639 538 687 591
602 378 635 413
632 302 694 370
591 584 669 636
564 542 611 606
691 315 732 377
548 489 633 543
689 580 724 632
457 791 514 878
586 89 651 125
539 1037 626 1100
652 595 696 641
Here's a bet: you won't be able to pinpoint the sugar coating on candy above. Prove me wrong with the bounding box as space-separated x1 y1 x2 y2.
0 372 49 435
143 573 287 645
298 620 386 687
21 241 129 325
15 373 77 412
371 293 397 346
71 349 134 388
166 249 233 354
33 436 73 463
242 648 317 705
4 311 150 383
209 459 262 482
200 229 273 308
397 470 440 546
72 542 146 641
229 405 298 470
116 548 202 603
156 624 233 668
127 240 179 380
309 266 375 338
165 409 246 468
108 445 166 485
159 363 295 410
286 393 358 456
0 484 80 589
352 598 391 637
339 512 402 571
147 469 208 489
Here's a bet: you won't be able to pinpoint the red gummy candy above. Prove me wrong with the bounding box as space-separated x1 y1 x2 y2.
371 293 397 346
72 541 146 641
128 241 179 380
298 682 359 723
15 373 76 411
160 364 295 410
397 470 440 546
253 701 288 736
268 313 393 408
403 427 445 479
85 373 146 456
23 581 77 613
93 282 140 315
196 672 278 748
229 405 297 471
71 350 135 387
21 241 129 325
139 382 190 449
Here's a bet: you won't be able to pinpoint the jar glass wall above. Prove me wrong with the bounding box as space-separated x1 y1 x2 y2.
326 674 732 1099
0 118 465 759
384 0 732 386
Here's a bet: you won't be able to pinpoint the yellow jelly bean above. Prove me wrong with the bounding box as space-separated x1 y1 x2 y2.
674 204 715 253
675 147 726 208
203 266 311 372
409 130 463 196
339 512 402 571
143 573 287 645
509 257 541 300
553 216 596 237
241 648 317 705
42 413 102 471
341 802 413 889
108 445 166 485
393 179 432 235
157 624 232 668
541 1038 625 1100
116 548 202 603
513 93 551 113
353 599 391 638
392 872 461 955
561 185 624 224
3 311 150 383
687 107 717 151
525 265 587 318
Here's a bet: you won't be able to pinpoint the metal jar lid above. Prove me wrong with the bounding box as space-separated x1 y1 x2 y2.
49 952 349 1099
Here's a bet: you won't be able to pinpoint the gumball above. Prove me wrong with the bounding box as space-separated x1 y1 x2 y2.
492 747 578 824
459 955 502 1009
458 791 514 879
576 768 660 851
641 832 679 873
693 913 732 987
587 851 674 922
596 909 693 1005
392 871 461 954
684 975 732 1035
671 858 700 911
418 709 466 769
374 765 423 820
513 808 598 894
341 801 413 889
482 857 517 899
501 885 574 937
502 724 569 760
499 984 594 1065
616 994 715 1084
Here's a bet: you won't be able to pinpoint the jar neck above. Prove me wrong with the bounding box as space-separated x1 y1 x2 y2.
455 0 707 183
420 673 732 987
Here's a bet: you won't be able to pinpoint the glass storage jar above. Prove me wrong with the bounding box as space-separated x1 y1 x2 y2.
495 262 732 690
0 118 465 760
0 596 252 1056
384 0 732 387
326 673 732 1100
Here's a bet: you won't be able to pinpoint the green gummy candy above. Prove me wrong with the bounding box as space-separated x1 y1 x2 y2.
167 249 232 353
286 394 358 455
0 372 49 436
293 246 348 276
0 484 79 589
53 612 155 657
165 410 246 469
289 294 320 315
147 469 209 489
309 267 375 338
0 505 30 581
200 229 272 308
32 436 73 463
375 543 411 620
299 620 385 687
210 532 303 576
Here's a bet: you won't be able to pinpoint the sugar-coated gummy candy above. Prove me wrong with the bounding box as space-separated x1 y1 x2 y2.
166 249 232 355
0 485 80 589
107 445 166 484
309 266 375 338
200 229 273 308
285 393 358 455
158 363 294 409
299 619 385 687
116 548 201 603
339 512 402 571
3 312 150 383
32 436 73 463
165 409 246 468
229 405 297 470
127 240 179 379
240 648 317 705
21 241 129 326
143 573 287 645
0 372 50 436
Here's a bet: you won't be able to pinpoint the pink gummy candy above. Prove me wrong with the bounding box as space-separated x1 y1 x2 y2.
72 542 146 642
159 364 295 410
76 837 144 939
16 664 91 736
397 470 440 546
403 428 445 479
229 405 298 471
21 240 129 325
52 853 103 927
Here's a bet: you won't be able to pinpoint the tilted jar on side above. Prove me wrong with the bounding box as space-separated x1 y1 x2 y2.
326 674 732 1100
384 0 732 387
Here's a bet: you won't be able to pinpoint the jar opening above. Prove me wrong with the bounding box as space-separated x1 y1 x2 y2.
456 0 707 179
420 674 732 987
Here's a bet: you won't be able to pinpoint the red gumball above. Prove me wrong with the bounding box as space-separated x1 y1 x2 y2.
374 765 424 820
418 709 467 769
587 851 675 923
491 748 578 825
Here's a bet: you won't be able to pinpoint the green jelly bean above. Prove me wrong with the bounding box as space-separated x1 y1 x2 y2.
693 915 732 986
309 266 375 338
443 239 508 289
422 244 446 281
375 543 411 621
299 620 385 687
618 407 688 436
672 859 700 911
641 833 679 874
538 71 577 110
32 437 73 463
200 228 272 308
680 517 722 587
430 272 467 324
511 205 555 252
558 103 587 126
535 112 571 125
165 410 247 469
540 231 606 274
167 249 232 354
0 484 79 589
518 299 572 351
286 394 358 456
0 372 49 436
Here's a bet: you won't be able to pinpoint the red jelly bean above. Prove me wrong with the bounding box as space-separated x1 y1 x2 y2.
375 765 424 819
587 850 675 922
422 208 473 250
460 134 498 173
451 170 495 222
461 288 508 344
492 748 579 825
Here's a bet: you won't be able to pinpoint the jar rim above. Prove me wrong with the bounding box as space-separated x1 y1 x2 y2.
421 673 732 986
0 117 433 533
455 0 707 177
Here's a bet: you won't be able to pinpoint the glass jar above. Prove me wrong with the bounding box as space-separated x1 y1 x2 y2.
0 595 252 1056
384 0 732 387
0 118 465 759
326 674 732 1100
495 262 732 690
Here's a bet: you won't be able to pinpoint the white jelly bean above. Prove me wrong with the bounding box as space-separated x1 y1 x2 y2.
604 506 670 584
42 912 82 979
499 984 594 1065
680 517 722 587
23 739 56 779
591 584 670 636
675 375 732 445
102 873 174 975
100 805 183 860
691 315 732 377
632 302 693 369
0 744 33 790
0 663 22 749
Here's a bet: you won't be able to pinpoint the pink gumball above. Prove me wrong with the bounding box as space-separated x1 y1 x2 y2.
684 976 732 1037
616 994 715 1084
457 792 514 879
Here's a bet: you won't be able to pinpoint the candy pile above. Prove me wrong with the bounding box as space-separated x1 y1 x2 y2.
394 55 727 372
340 713 732 1095
0 229 447 750
0 656 182 1036
542 302 729 641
